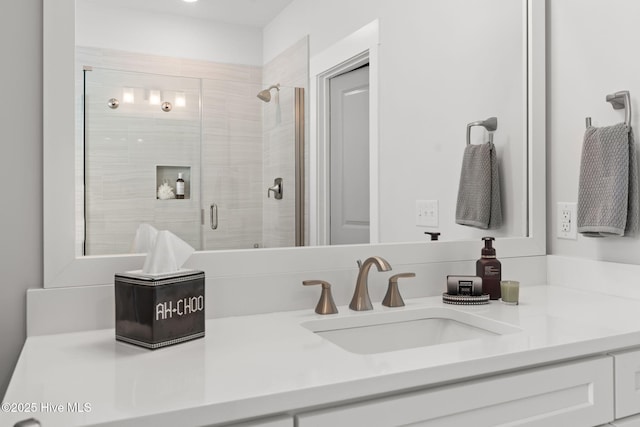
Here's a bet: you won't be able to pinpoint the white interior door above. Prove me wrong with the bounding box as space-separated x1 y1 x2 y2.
329 65 370 245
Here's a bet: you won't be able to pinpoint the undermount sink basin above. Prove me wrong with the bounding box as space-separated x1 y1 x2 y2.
302 306 521 354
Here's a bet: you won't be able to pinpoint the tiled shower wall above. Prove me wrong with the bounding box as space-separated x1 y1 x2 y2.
77 41 308 255
76 47 264 255
262 37 309 248
200 78 264 250
83 68 203 254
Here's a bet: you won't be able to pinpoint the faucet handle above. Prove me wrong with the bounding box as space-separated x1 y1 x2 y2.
303 280 338 314
382 273 416 308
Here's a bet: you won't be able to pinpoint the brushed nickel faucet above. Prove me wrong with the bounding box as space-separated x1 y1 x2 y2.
382 272 416 307
349 256 392 311
303 279 338 315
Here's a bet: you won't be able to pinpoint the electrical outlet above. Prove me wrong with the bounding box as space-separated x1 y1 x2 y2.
416 200 438 227
557 202 577 239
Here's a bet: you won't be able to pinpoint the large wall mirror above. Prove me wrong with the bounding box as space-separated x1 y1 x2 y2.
44 0 545 288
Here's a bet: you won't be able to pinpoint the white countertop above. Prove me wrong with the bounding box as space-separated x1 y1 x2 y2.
4 285 640 427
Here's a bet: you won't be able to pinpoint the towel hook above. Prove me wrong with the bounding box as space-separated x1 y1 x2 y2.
466 117 498 145
585 90 631 128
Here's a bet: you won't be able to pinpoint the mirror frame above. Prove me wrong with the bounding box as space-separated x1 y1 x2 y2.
43 0 545 288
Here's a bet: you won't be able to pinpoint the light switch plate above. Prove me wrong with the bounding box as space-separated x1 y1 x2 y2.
557 202 577 240
416 200 438 227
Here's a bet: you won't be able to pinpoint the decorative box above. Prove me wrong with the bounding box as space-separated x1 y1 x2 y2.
115 269 205 349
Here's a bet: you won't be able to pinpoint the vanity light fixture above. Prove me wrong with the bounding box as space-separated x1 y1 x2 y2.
149 90 161 105
107 98 119 109
175 92 186 107
123 87 135 104
183 0 198 3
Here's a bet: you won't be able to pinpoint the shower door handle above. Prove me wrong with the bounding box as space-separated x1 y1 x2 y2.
210 204 218 230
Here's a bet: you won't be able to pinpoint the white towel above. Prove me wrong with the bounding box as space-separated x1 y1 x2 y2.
455 142 502 229
577 123 639 237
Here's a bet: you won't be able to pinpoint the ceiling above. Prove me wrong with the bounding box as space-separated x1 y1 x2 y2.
78 0 295 27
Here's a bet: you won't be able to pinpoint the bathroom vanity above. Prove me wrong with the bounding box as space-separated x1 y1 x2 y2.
5 283 640 427
16 0 635 425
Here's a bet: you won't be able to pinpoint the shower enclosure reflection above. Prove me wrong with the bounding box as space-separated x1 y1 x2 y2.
81 67 303 255
72 0 530 260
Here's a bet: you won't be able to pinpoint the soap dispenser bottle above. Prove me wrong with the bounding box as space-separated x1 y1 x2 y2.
476 237 501 300
176 173 185 199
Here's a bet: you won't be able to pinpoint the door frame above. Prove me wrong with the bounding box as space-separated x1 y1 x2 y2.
309 20 380 246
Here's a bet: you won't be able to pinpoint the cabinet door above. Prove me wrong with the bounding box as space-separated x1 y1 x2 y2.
297 357 613 427
613 349 640 419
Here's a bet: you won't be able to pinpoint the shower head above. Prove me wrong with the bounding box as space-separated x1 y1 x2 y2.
257 84 280 102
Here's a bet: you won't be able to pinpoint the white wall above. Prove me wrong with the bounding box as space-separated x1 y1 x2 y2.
547 0 640 264
265 0 527 244
76 1 263 66
0 0 42 398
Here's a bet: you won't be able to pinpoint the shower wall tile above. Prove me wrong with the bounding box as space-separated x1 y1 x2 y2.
201 75 263 250
262 37 309 89
179 59 261 84
205 206 263 250
77 47 259 255
78 47 182 80
152 200 202 249
262 107 296 249
77 46 262 85
262 37 309 248
100 168 153 201
77 43 306 254
85 199 155 254
83 67 202 249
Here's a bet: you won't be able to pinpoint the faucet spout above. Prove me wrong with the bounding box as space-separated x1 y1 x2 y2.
349 256 392 311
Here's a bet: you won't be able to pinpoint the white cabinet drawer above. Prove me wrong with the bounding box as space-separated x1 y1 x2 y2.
208 415 293 427
297 356 613 427
613 349 640 419
611 413 640 426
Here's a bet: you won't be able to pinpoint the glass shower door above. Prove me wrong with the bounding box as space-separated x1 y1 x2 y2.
200 80 300 250
83 68 202 255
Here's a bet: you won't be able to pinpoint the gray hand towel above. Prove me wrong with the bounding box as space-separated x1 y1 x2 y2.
577 123 639 237
455 142 502 229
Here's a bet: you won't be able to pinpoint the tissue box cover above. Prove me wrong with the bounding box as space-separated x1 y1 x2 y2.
115 269 205 349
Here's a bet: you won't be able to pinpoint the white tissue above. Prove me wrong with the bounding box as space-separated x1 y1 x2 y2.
142 230 195 275
130 224 196 275
130 223 159 253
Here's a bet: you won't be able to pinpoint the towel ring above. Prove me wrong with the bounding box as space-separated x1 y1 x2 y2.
466 117 497 145
585 90 631 128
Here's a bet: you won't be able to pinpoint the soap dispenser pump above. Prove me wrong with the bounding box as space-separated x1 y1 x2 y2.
476 237 501 300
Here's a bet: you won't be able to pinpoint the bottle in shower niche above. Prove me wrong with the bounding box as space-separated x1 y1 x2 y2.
176 173 185 199
476 237 501 300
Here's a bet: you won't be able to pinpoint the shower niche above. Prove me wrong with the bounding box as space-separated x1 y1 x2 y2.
81 66 303 255
156 165 191 200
